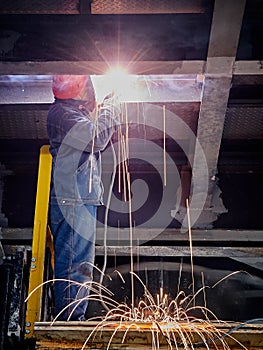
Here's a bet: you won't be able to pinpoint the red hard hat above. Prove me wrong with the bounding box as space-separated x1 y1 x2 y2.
52 75 88 99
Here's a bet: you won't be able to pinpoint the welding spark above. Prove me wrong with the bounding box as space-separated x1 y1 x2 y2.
25 88 250 350
26 268 249 350
80 270 248 350
92 67 139 103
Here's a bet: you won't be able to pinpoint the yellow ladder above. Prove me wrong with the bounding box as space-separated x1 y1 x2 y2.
24 145 52 339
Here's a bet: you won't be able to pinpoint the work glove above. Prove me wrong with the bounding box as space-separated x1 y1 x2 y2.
101 92 121 116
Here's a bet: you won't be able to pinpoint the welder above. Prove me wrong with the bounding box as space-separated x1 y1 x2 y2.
47 75 120 321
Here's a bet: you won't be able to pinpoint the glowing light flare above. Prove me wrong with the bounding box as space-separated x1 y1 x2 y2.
92 66 139 103
105 66 129 92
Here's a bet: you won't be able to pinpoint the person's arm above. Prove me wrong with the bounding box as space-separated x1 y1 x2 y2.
62 96 120 152
93 94 121 152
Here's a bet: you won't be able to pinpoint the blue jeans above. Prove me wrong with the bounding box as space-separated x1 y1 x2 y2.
49 201 97 321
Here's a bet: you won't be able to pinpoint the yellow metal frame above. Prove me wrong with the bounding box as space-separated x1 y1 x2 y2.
25 145 52 338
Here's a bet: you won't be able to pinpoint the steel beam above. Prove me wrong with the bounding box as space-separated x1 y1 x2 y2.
188 0 247 228
34 321 263 349
2 227 263 243
95 246 263 258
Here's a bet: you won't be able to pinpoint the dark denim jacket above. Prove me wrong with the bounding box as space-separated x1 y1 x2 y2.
47 98 119 205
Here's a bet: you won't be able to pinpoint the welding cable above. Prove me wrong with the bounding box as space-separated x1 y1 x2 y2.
98 139 117 312
192 318 263 348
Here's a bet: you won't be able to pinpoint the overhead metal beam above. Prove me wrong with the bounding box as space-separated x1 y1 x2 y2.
1 60 262 76
0 60 206 75
233 60 263 75
0 60 262 76
0 75 202 104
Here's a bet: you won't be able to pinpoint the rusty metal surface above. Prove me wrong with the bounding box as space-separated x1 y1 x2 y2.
0 0 79 14
0 0 212 15
223 106 263 140
94 246 263 258
1 102 263 142
3 228 263 243
34 321 263 349
0 108 48 139
91 0 211 14
0 99 199 140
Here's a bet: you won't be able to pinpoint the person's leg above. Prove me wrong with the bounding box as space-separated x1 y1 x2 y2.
50 202 97 320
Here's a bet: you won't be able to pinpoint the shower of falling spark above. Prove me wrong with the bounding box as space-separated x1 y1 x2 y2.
127 170 134 311
124 102 129 161
88 84 231 348
177 258 183 296
26 267 250 350
92 87 136 312
163 104 167 187
27 72 250 350
118 127 121 193
201 271 208 319
186 198 195 306
117 120 135 310
144 75 152 97
84 270 248 350
88 107 98 193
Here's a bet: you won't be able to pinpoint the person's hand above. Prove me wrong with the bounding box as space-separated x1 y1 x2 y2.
101 92 121 115
103 91 116 103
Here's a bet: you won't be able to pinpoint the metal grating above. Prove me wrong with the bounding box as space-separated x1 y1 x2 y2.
91 0 208 14
1 105 263 141
0 110 48 139
223 105 263 140
0 102 199 140
0 0 80 14
232 75 263 86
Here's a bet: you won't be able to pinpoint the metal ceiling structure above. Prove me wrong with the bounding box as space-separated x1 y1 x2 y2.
0 0 263 346
0 1 261 229
0 0 262 274
0 0 262 229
